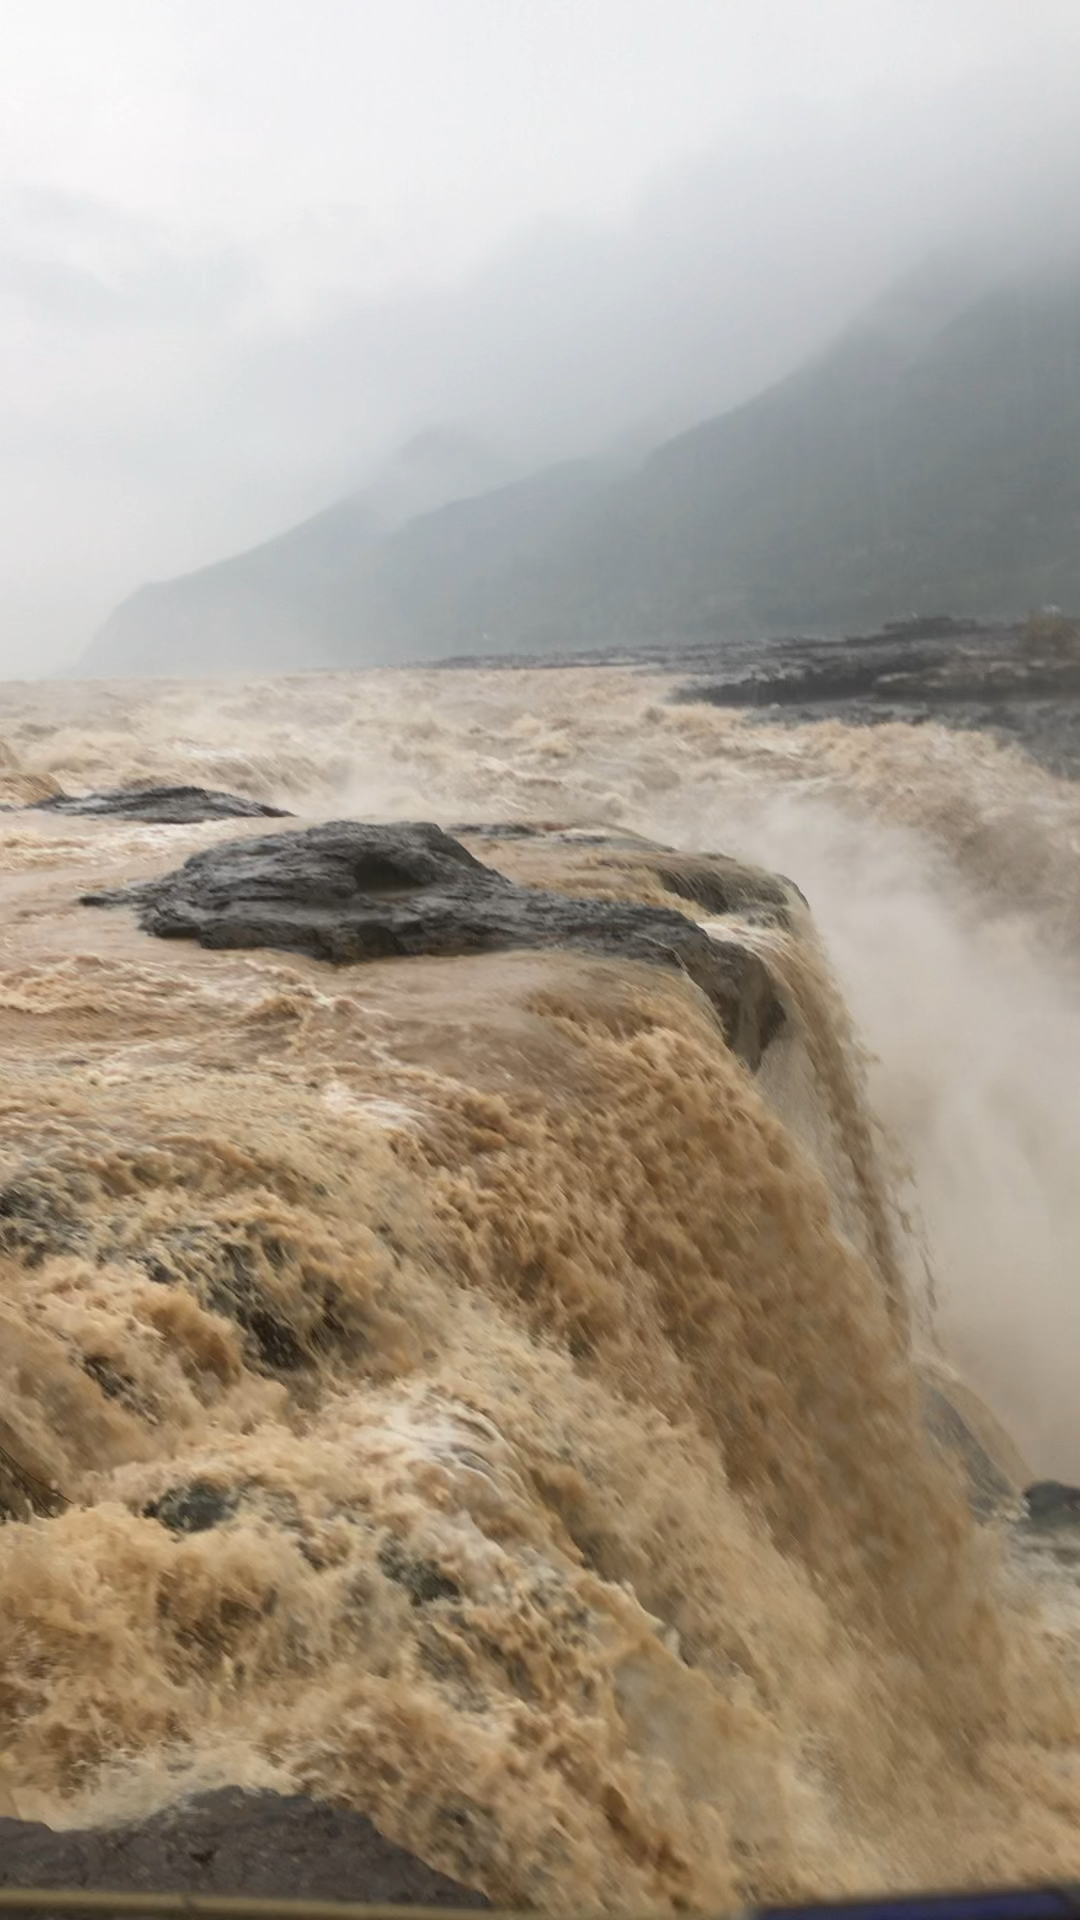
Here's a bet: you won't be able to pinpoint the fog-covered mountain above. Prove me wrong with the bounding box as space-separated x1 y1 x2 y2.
81 428 517 675
83 259 1080 674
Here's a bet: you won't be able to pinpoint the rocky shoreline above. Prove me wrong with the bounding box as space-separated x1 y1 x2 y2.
674 615 1080 779
414 614 1080 779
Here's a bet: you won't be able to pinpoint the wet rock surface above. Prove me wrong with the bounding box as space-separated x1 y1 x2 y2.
1008 1483 1080 1578
83 820 790 1068
0 1428 67 1525
33 784 291 823
0 1787 489 1907
921 1384 1018 1519
144 1479 239 1535
1022 1481 1080 1528
676 617 1080 779
134 1215 364 1376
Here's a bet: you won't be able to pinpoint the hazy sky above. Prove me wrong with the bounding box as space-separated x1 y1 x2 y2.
4 1 1078 278
2 0 1080 672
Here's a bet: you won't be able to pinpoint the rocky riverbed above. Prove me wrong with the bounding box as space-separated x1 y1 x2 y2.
674 616 1080 780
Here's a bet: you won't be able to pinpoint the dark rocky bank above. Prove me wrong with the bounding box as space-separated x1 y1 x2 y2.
33 784 292 824
83 818 794 1069
0 1787 489 1909
1007 1481 1080 1577
1022 1480 1080 1528
674 614 1080 779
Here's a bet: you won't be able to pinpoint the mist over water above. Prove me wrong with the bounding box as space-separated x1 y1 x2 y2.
729 794 1080 1478
641 732 1080 1479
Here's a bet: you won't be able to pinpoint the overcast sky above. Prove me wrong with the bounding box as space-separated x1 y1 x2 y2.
2 0 1080 673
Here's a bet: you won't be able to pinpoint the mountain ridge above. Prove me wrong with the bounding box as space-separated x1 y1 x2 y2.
80 257 1080 675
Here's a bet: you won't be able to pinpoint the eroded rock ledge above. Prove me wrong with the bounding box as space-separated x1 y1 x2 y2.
0 1787 489 1907
83 819 792 1069
35 784 292 823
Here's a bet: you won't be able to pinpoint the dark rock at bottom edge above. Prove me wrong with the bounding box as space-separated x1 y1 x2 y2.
0 1786 490 1907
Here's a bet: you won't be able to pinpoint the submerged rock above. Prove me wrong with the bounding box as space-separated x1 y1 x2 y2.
379 1534 463 1605
144 1479 239 1535
0 1787 489 1906
35 784 291 824
0 1424 67 1524
135 1215 369 1376
0 1171 87 1266
647 851 805 918
83 819 788 1068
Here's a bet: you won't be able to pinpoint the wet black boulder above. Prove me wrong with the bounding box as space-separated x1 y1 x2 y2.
83 819 786 1068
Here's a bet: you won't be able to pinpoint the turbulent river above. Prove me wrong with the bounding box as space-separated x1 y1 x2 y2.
2 664 1080 1909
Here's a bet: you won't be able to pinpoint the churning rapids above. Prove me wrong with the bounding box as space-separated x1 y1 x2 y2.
3 663 1080 1909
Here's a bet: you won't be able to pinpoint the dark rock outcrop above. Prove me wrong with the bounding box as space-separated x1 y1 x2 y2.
83 820 788 1068
0 1171 86 1266
144 1479 239 1535
647 853 803 919
34 785 291 824
0 1787 489 1907
134 1216 361 1376
379 1535 463 1606
678 618 1080 780
0 1430 67 1524
681 621 1080 714
1022 1480 1080 1528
